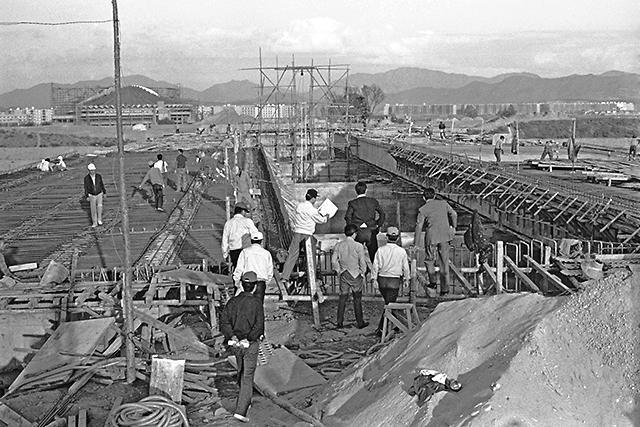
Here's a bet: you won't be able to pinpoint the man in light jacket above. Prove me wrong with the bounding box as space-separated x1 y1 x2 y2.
233 231 273 302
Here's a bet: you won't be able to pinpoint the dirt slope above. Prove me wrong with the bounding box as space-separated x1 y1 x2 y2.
313 269 639 426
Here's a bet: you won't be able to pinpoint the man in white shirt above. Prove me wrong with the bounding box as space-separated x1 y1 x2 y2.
154 153 169 174
281 189 329 282
222 202 259 269
233 231 273 303
371 226 410 336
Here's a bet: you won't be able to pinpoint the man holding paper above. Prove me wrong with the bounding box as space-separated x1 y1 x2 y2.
281 188 330 284
345 181 386 261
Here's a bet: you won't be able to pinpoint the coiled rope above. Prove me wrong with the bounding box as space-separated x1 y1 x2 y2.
109 395 189 427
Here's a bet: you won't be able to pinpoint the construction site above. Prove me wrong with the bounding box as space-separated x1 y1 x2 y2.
1 8 640 425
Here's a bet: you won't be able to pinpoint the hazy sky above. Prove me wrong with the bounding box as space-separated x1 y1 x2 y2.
1 0 639 92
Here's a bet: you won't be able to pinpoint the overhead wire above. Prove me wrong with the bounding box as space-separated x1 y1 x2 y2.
0 20 111 26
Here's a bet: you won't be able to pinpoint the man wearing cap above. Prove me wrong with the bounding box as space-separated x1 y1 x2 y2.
175 149 188 192
83 163 107 227
371 226 410 335
139 160 166 212
233 230 273 302
222 203 260 269
415 188 457 296
281 188 329 283
345 181 386 262
220 271 264 423
331 224 369 329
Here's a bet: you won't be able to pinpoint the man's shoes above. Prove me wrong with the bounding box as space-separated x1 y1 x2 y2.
91 223 97 228
97 221 103 226
233 413 250 423
157 207 164 212
356 322 369 329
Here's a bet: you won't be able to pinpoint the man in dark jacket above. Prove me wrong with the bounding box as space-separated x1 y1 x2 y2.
220 271 264 423
345 181 386 261
83 163 107 227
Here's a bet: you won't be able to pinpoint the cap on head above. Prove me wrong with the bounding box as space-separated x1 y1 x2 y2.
305 189 318 200
87 163 96 171
250 230 264 241
241 271 258 283
386 226 400 237
235 202 249 212
148 160 155 167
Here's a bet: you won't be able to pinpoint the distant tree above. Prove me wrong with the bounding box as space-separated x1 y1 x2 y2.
340 86 369 123
361 84 385 117
462 104 478 118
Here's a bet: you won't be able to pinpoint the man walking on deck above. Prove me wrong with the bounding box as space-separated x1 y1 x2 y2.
415 188 457 296
139 160 165 212
332 224 369 329
175 149 189 192
371 226 410 335
220 271 264 423
222 202 259 269
345 181 386 262
84 163 107 227
233 231 273 303
629 136 638 161
281 189 328 284
438 121 446 139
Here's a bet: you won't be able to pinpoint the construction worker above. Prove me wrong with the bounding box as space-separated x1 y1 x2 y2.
371 226 410 336
540 140 553 160
0 239 20 284
220 271 264 423
331 224 369 329
83 163 107 227
37 158 52 172
628 136 637 161
139 160 165 212
345 181 386 262
52 155 67 171
175 149 188 192
222 202 259 269
281 189 328 284
494 136 505 164
415 188 457 296
438 121 446 139
233 231 273 303
154 153 168 174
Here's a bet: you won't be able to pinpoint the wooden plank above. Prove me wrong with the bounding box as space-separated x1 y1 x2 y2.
8 317 115 393
8 263 38 273
526 189 550 212
503 255 540 293
150 357 185 403
552 197 578 221
67 414 77 427
304 237 320 328
0 402 33 427
566 200 589 224
496 241 504 293
599 210 626 232
77 409 87 427
482 262 498 288
533 192 558 216
132 308 213 356
448 260 474 294
524 255 574 295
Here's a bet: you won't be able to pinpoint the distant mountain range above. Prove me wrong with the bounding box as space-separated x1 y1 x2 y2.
1 68 638 109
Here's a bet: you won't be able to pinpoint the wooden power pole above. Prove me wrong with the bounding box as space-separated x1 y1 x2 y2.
111 0 136 383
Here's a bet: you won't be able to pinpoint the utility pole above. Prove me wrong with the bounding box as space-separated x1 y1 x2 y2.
111 0 136 383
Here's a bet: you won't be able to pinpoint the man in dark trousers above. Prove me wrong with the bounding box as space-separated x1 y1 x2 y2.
415 188 457 296
83 163 107 227
331 224 369 329
345 181 386 262
139 160 165 212
220 271 264 423
175 149 188 192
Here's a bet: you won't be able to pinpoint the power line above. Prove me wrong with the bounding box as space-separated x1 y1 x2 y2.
0 19 111 26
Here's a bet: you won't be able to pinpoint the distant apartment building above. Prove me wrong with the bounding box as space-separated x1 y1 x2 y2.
0 107 54 126
385 101 635 119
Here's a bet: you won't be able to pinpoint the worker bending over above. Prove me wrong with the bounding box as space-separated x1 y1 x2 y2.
139 161 165 212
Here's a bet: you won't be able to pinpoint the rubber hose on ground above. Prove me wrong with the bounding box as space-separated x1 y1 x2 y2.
109 395 189 427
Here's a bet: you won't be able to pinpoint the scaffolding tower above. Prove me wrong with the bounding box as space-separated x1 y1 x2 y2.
244 53 352 182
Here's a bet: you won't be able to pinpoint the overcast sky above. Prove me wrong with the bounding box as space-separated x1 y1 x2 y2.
1 0 639 93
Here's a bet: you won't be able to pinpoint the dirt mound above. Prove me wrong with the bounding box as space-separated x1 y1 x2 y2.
312 269 639 426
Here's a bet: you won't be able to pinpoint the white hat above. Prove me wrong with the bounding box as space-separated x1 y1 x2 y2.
251 231 264 241
87 163 96 171
57 155 63 160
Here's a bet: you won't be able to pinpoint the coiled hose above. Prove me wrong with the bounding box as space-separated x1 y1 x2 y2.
108 395 189 427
